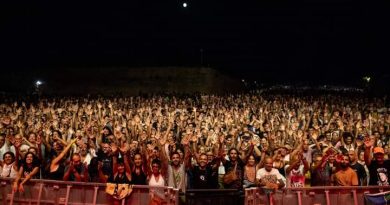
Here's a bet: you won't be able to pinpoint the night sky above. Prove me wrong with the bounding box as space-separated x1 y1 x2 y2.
1 0 389 87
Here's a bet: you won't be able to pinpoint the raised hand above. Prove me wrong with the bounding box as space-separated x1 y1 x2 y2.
356 138 363 147
36 136 42 145
364 136 374 148
311 131 318 140
335 154 344 163
119 143 129 154
111 143 118 154
140 133 147 142
190 133 198 143
181 136 190 146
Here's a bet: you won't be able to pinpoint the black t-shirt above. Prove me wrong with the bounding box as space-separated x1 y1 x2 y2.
350 163 366 186
368 160 390 186
97 150 113 176
23 163 40 179
190 165 217 189
223 159 244 189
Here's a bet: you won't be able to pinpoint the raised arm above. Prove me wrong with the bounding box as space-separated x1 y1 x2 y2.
364 136 374 166
50 139 77 171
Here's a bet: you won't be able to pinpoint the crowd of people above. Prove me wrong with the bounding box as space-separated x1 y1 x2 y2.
0 94 389 199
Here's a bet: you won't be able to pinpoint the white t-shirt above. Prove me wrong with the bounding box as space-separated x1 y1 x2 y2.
256 168 285 186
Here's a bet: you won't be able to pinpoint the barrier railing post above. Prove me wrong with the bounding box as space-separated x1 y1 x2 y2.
1 181 7 205
37 183 44 205
324 190 330 205
53 185 60 205
174 188 180 205
92 186 99 205
10 188 15 205
268 192 274 205
351 189 358 205
64 185 72 205
170 188 179 205
244 188 251 205
254 187 261 205
164 187 170 205
252 188 256 205
296 191 302 205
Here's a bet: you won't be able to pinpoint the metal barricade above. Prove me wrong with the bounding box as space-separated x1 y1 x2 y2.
0 177 179 205
3 176 390 205
244 186 390 205
185 189 243 205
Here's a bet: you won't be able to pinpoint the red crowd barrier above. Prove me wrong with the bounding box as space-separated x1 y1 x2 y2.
245 186 390 205
0 177 179 205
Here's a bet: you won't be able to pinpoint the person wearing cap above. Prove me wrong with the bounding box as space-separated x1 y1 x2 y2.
364 137 390 186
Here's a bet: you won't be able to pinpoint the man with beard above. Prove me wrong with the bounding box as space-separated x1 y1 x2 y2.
166 151 186 192
78 142 92 165
63 153 89 182
332 155 358 186
187 153 219 189
97 142 113 182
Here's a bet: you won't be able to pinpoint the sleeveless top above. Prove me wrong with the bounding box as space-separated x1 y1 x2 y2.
132 168 147 185
149 174 165 186
0 164 17 178
149 174 165 199
49 164 65 180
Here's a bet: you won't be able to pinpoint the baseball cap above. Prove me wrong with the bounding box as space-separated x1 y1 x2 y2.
373 147 385 154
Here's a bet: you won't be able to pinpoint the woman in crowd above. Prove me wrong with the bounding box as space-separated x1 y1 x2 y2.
0 152 18 178
13 152 40 192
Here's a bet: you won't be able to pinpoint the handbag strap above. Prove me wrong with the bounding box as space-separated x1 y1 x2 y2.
233 162 237 172
171 166 178 188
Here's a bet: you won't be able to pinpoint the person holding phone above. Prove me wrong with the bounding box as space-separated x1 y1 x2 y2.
63 153 89 182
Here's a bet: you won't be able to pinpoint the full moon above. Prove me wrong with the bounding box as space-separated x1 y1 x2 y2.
183 3 188 8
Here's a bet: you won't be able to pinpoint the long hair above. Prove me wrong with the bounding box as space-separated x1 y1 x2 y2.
23 152 40 167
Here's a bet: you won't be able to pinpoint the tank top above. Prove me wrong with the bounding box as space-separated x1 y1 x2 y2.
0 164 17 178
132 168 147 185
49 164 65 180
149 174 165 199
149 174 165 186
